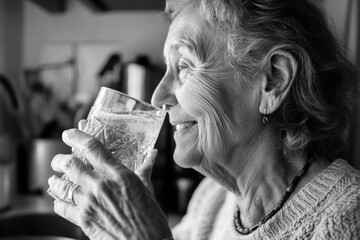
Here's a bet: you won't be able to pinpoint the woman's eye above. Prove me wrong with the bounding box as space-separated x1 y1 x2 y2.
178 58 191 81
178 64 188 72
178 66 189 81
178 58 189 71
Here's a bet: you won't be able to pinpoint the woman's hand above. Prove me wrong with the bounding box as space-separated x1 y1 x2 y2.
136 149 157 193
47 129 172 240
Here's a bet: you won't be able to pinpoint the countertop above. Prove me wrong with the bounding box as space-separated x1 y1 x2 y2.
0 194 181 237
0 195 54 218
0 195 88 240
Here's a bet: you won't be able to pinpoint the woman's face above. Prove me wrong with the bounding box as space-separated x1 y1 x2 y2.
152 5 261 169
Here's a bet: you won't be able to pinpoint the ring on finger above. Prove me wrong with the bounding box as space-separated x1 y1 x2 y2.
66 183 80 206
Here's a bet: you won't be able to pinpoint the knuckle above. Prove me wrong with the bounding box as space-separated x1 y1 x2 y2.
85 138 103 152
113 166 132 182
52 176 62 188
82 195 93 211
78 202 103 239
89 178 112 201
80 204 92 219
79 214 92 229
54 200 68 218
92 180 101 194
93 182 103 197
82 220 96 238
88 194 97 205
64 156 76 171
61 181 71 194
79 199 95 226
96 178 112 194
103 154 114 166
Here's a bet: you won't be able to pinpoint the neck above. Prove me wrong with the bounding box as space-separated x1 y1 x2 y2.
237 153 310 227
196 127 310 228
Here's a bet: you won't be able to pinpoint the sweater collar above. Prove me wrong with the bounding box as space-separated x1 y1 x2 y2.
230 159 352 239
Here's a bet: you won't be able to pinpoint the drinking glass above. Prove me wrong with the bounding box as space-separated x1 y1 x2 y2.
76 87 166 173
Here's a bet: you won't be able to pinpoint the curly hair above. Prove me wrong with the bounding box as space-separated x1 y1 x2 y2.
165 0 357 159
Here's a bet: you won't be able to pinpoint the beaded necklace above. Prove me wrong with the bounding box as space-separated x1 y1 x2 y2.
234 156 313 235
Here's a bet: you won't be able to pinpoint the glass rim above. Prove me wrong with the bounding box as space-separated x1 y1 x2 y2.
99 87 163 111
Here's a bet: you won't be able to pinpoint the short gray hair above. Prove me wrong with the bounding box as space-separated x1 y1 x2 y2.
165 0 357 159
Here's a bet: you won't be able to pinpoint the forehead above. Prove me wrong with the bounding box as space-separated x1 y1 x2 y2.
164 5 213 61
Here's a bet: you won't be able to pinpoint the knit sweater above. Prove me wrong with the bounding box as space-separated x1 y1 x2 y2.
172 160 360 240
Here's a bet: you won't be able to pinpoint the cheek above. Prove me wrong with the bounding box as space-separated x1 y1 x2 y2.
177 71 235 159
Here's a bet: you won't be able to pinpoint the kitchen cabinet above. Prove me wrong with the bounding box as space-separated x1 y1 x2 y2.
30 0 165 13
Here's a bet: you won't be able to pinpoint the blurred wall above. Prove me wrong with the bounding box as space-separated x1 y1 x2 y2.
0 1 4 72
0 0 24 88
324 0 358 61
324 0 349 34
324 0 360 167
23 0 170 68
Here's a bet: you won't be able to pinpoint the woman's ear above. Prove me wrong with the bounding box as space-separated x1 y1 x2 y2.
259 50 297 115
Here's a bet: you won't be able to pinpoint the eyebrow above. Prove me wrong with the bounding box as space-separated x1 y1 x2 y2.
165 37 208 65
163 42 192 65
170 42 192 51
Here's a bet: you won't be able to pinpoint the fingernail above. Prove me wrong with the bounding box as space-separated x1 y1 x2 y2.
48 175 55 185
48 176 52 185
47 189 54 198
62 129 76 140
52 155 59 165
62 130 70 139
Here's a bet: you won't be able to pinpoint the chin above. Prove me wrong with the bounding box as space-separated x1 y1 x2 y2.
173 144 203 168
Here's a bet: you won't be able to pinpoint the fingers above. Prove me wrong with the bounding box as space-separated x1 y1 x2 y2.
51 153 96 191
48 175 74 200
54 199 80 225
62 129 119 173
71 119 88 153
136 149 157 193
52 184 118 240
48 175 85 207
137 149 157 177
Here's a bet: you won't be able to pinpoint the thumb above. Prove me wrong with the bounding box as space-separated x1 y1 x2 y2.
136 149 157 193
72 119 88 153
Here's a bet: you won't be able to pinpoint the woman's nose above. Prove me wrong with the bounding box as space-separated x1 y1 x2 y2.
151 73 177 109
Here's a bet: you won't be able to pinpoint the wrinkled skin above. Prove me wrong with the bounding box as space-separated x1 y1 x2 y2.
48 127 172 240
151 4 261 194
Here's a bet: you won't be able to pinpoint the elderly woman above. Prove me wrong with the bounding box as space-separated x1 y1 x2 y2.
48 0 360 239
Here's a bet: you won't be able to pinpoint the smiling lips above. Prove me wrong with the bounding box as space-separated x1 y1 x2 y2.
175 121 198 132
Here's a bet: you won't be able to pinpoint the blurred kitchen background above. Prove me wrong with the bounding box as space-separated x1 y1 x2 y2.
0 0 359 239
